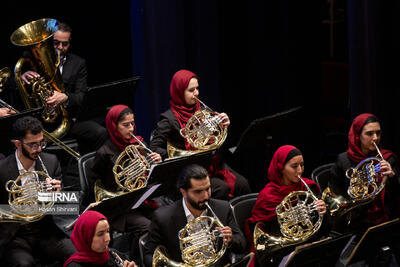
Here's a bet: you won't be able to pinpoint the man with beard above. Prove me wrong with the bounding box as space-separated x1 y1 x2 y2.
20 22 107 155
143 164 247 267
0 116 76 265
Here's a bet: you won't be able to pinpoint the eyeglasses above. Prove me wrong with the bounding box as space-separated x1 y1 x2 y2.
53 40 70 47
20 140 47 150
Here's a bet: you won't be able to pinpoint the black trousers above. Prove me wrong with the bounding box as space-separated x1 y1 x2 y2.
69 119 108 155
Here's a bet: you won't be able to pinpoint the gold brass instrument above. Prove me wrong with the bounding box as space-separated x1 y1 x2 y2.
322 142 386 222
0 97 80 160
254 176 323 255
0 67 11 93
167 97 227 158
94 133 152 201
0 156 55 223
11 18 71 141
153 201 227 267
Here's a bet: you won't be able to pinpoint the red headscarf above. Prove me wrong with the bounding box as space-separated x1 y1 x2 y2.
244 145 319 263
347 113 395 223
347 113 393 163
105 104 143 151
63 211 110 266
169 70 201 150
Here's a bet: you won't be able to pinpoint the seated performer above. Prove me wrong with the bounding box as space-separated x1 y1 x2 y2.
20 21 107 154
0 116 76 265
64 210 137 267
92 104 161 259
143 163 247 267
245 145 327 266
329 113 399 229
149 69 251 200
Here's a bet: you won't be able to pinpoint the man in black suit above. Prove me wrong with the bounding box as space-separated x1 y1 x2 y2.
0 116 76 265
143 164 247 266
21 22 107 155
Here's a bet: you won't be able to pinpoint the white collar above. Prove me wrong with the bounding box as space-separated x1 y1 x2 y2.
182 198 207 223
15 149 36 174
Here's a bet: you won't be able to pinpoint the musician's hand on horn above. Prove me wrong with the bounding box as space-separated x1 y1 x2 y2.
216 226 233 244
0 107 16 117
123 260 138 267
314 199 327 215
215 112 230 128
21 71 40 84
148 152 162 164
46 91 68 108
46 178 62 192
379 160 395 178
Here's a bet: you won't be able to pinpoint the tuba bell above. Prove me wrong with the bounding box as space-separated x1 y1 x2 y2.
254 177 323 256
0 170 54 223
168 97 227 158
11 18 70 140
153 202 227 267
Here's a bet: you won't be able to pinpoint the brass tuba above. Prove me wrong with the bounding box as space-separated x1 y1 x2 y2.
153 202 227 267
254 176 323 256
322 142 386 223
167 97 227 158
11 18 70 141
0 170 54 223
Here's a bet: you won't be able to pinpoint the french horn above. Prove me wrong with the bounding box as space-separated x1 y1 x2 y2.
167 97 227 158
0 170 54 223
11 18 71 141
254 176 323 256
0 67 11 93
153 202 227 267
322 142 386 223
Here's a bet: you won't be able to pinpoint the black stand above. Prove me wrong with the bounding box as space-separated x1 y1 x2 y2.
147 149 216 199
337 218 400 267
278 234 352 267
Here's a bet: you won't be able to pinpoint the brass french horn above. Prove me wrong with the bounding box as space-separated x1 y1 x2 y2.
254 176 323 256
153 202 227 267
0 67 11 93
322 142 386 223
11 18 70 141
167 97 227 158
0 156 55 223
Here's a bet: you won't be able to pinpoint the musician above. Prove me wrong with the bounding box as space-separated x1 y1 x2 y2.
245 145 326 266
329 113 399 227
0 116 76 265
20 22 107 154
143 164 247 267
64 210 137 267
92 104 161 259
149 69 251 200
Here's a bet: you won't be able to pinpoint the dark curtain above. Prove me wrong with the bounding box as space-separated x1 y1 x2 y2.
348 0 400 156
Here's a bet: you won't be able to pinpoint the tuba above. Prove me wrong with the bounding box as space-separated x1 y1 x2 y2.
0 157 55 223
11 18 70 141
153 202 227 267
322 142 386 223
254 176 323 256
167 97 227 158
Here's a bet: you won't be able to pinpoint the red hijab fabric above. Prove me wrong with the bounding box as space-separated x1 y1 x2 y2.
63 211 110 266
169 70 201 150
347 113 395 223
347 113 393 163
105 104 143 151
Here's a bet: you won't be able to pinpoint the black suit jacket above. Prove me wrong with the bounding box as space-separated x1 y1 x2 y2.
0 152 62 257
143 198 247 267
62 52 88 118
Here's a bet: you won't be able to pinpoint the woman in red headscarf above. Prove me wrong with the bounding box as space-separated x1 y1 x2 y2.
329 113 399 227
92 104 161 260
149 69 251 200
64 210 137 267
244 145 326 266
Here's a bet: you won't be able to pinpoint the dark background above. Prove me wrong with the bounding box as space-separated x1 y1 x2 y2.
1 0 398 192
